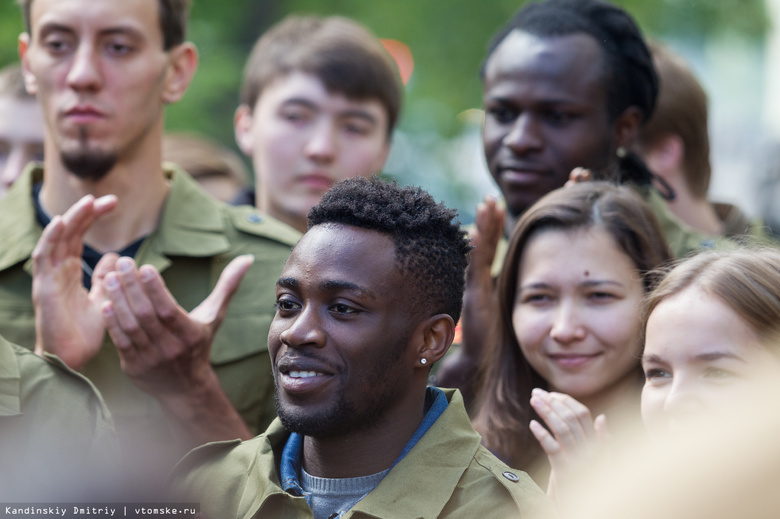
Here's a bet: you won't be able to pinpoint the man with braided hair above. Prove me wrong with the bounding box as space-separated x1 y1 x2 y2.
168 177 551 519
437 0 712 397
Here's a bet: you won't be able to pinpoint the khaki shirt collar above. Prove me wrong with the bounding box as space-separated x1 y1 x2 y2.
241 389 481 518
0 164 235 274
137 165 232 272
349 389 481 518
0 164 44 273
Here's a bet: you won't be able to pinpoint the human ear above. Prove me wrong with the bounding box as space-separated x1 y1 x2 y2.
162 42 198 104
642 134 684 178
612 106 643 150
234 104 255 157
18 33 38 95
415 314 456 367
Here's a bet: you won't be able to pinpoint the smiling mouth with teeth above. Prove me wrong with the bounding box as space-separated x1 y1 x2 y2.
289 371 325 378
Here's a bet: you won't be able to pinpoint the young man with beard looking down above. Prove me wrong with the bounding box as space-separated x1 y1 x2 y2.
168 178 551 519
0 0 298 495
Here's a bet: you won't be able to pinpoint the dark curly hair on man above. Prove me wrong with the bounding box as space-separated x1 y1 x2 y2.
308 177 471 323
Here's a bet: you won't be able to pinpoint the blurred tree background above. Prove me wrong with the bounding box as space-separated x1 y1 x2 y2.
0 0 769 219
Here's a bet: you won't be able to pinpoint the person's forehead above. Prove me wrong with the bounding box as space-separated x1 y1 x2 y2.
485 30 607 97
283 224 398 288
260 72 389 119
30 0 162 42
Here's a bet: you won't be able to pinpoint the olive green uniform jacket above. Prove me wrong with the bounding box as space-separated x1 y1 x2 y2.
168 389 551 519
0 334 118 500
0 165 301 490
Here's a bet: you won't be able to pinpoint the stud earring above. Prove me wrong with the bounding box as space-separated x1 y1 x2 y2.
420 358 428 365
616 146 627 158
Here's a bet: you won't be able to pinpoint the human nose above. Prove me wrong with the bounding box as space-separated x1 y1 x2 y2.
304 120 337 164
278 305 326 349
549 301 586 344
66 42 102 92
505 113 542 155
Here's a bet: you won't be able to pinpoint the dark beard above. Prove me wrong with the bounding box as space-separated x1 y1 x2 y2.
275 331 409 439
275 380 398 439
60 128 117 181
276 389 355 438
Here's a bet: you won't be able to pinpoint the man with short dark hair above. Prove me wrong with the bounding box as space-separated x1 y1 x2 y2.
0 0 298 494
169 178 551 519
233 15 401 233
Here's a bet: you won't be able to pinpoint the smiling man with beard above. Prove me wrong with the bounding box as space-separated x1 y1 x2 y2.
168 177 551 519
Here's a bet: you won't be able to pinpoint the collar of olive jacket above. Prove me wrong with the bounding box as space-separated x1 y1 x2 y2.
171 388 543 519
0 162 299 276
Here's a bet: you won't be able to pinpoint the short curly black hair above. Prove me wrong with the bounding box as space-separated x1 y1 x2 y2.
308 177 471 323
481 0 658 123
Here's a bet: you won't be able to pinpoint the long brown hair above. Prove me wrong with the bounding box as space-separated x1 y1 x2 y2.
472 182 672 468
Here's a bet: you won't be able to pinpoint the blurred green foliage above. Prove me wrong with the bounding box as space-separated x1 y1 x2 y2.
0 0 768 143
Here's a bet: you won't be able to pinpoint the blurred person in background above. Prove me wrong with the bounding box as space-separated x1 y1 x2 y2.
163 132 250 203
0 63 44 198
233 15 401 233
635 42 763 239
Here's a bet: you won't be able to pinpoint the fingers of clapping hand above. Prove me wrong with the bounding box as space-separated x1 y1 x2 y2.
90 252 119 297
530 388 596 451
594 413 611 444
529 419 562 458
469 197 504 270
565 167 592 187
33 194 118 267
32 215 65 275
192 254 255 325
102 258 162 353
59 195 118 258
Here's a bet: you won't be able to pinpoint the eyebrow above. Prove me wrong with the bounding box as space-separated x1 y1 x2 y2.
281 98 378 124
487 94 582 107
581 279 624 288
320 280 377 299
37 22 75 38
276 277 298 290
642 351 747 364
37 22 142 39
276 277 377 299
519 279 623 291
693 351 747 363
641 353 665 365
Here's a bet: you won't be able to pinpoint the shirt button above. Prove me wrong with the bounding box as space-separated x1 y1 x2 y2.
502 471 519 482
247 213 263 223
